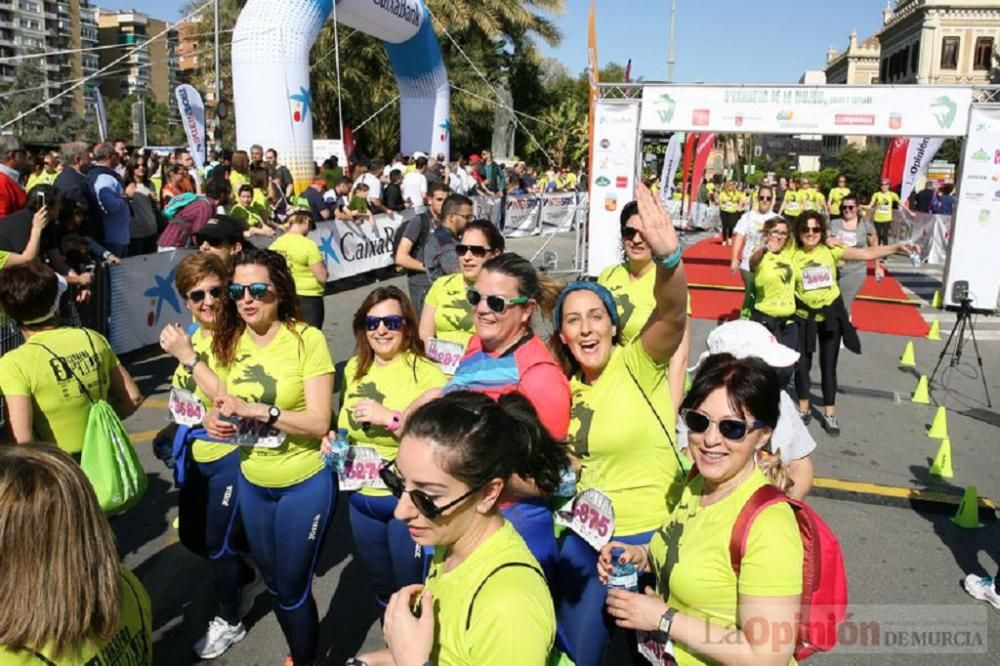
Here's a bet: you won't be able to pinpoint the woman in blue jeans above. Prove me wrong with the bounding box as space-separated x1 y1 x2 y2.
206 248 335 666
329 286 446 607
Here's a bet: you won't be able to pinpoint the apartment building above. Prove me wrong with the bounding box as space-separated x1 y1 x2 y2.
96 8 179 119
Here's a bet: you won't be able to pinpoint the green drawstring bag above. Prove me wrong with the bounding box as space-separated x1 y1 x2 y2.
739 287 756 320
32 332 146 515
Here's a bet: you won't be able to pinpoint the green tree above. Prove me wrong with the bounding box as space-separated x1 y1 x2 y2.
0 51 54 141
105 95 185 146
834 144 884 199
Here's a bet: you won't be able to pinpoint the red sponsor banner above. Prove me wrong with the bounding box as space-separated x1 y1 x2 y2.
835 114 875 126
689 133 717 204
881 137 909 191
692 109 711 126
680 133 698 215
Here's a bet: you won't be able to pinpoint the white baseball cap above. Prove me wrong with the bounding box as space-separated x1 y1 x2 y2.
689 320 800 372
412 151 428 159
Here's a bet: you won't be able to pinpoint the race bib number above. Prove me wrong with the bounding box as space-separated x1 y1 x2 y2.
554 488 615 550
426 337 465 375
233 418 287 449
785 201 800 212
637 632 676 666
168 387 205 427
877 204 891 216
337 446 387 491
801 265 834 291
838 231 857 247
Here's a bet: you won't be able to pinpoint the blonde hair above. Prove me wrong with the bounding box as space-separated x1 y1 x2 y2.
758 447 793 494
0 444 122 657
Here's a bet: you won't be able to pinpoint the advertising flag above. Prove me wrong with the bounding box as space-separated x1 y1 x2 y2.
881 137 909 191
900 137 944 202
94 88 108 143
688 133 717 203
175 84 207 168
658 132 683 202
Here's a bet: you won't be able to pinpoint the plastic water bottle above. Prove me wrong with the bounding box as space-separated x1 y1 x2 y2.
908 250 922 268
323 428 350 472
607 547 639 592
554 466 577 498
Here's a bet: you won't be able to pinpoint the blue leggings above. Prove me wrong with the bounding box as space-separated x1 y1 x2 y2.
500 498 558 582
555 530 655 666
239 469 337 665
348 492 424 605
177 449 245 624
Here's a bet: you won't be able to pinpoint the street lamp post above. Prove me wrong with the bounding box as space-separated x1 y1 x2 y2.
668 0 676 82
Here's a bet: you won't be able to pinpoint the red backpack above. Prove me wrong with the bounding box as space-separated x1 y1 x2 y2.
730 484 849 660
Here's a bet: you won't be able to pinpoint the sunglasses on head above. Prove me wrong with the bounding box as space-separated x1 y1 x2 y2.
364 315 404 331
187 286 223 303
228 282 271 300
681 408 763 442
455 244 489 258
379 461 481 519
467 287 529 314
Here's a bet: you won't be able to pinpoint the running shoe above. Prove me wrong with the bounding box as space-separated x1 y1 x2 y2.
821 414 840 437
193 616 247 659
963 575 1000 610
799 409 812 426
239 564 267 618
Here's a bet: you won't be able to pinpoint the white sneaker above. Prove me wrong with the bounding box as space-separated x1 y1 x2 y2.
238 564 268 618
193 616 247 659
963 575 1000 610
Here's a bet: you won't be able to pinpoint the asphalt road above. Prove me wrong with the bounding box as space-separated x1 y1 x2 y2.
111 230 1000 665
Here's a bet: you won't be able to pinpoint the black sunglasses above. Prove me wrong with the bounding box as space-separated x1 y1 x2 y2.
620 227 640 242
841 205 856 210
364 315 404 331
802 226 824 234
455 244 489 258
681 408 763 442
758 196 773 201
379 461 481 519
467 287 528 314
228 282 271 300
195 235 225 248
187 286 223 303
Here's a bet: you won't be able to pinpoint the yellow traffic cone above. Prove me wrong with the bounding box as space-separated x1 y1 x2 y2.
931 290 942 309
928 406 948 439
926 320 941 341
911 375 930 404
951 485 983 529
929 438 954 478
899 341 916 367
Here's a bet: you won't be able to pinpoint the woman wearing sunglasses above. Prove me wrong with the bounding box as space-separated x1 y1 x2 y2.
269 207 328 329
204 248 334 666
335 286 446 608
550 184 688 665
793 212 916 436
599 354 803 666
159 253 263 659
355 391 567 666
419 219 504 368
748 217 798 359
828 193 879 315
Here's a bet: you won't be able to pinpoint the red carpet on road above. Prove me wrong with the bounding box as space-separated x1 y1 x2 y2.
683 238 930 337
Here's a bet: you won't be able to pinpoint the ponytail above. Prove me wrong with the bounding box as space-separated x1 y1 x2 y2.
758 447 793 494
402 391 568 497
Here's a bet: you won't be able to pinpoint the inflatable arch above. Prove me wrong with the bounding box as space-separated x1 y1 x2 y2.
231 0 450 192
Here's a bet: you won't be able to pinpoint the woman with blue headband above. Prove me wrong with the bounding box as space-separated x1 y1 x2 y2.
549 184 690 665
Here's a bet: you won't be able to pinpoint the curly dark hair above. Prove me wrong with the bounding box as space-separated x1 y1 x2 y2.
212 247 302 366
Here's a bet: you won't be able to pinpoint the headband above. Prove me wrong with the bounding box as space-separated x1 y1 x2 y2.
552 281 620 331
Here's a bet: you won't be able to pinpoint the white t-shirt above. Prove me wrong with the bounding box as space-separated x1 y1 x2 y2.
734 209 781 272
401 171 428 208
677 390 816 462
354 172 382 201
382 162 406 179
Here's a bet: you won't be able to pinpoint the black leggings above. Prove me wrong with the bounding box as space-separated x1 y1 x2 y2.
750 312 798 386
299 296 325 329
874 221 891 246
720 211 740 241
795 321 840 407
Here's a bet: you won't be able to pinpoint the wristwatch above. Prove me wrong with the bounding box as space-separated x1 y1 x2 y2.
181 356 201 374
657 607 677 641
266 405 281 426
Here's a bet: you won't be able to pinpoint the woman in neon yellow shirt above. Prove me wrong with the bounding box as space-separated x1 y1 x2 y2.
779 178 802 218
0 444 152 666
158 253 261 660
270 208 327 328
717 180 745 247
336 285 446 608
355 390 566 666
550 185 689 666
827 175 850 217
865 179 901 246
419 219 504 369
204 248 334 666
600 354 802 666
749 217 798 358
792 212 916 436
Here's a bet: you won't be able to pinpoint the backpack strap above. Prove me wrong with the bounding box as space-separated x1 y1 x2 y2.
465 562 545 631
29 339 96 405
623 362 687 475
729 484 795 576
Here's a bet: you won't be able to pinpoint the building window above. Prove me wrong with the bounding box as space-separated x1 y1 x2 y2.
974 37 994 70
941 36 959 69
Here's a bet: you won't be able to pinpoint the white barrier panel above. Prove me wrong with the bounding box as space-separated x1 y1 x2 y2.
539 192 579 232
893 212 953 265
504 195 542 237
108 249 195 355
472 195 501 226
